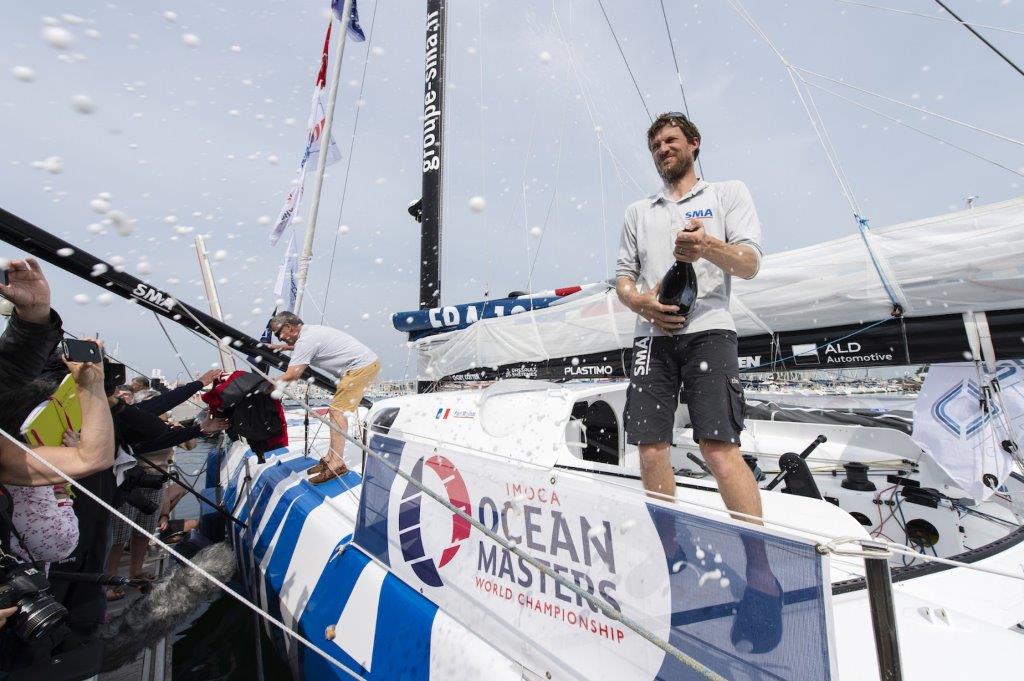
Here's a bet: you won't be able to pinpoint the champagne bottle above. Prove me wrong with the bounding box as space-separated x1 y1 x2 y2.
658 260 698 314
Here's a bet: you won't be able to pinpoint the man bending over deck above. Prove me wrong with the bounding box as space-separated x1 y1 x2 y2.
615 112 781 652
269 312 379 484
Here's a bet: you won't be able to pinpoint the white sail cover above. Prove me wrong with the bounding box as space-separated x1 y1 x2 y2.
418 197 1024 379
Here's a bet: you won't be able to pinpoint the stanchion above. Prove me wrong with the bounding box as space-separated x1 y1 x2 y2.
863 543 903 681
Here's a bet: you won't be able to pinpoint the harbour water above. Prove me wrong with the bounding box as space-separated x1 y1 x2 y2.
169 442 213 522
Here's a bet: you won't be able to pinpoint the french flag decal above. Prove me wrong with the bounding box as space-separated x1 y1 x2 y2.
435 408 450 420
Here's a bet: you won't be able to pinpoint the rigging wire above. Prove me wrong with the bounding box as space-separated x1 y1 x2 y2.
595 0 652 121
527 87 570 283
657 0 705 178
725 0 862 214
597 131 610 277
929 0 1024 79
62 327 187 393
153 312 196 381
521 100 542 294
723 0 922 312
792 65 1024 147
833 0 1024 36
802 78 865 219
803 80 1024 179
551 0 647 197
320 0 382 321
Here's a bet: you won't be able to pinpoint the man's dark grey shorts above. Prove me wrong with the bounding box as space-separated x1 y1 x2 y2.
624 330 746 445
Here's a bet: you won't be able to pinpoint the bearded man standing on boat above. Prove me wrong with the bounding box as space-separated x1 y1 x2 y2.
616 112 782 652
269 311 379 484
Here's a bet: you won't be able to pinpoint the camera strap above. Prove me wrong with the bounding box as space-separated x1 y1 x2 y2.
0 483 41 567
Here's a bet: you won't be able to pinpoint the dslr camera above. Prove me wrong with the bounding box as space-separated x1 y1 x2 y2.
0 555 66 641
121 466 169 514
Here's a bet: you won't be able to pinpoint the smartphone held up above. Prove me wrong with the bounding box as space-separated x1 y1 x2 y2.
60 339 103 363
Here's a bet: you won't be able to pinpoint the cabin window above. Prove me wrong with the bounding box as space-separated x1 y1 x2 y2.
370 407 400 435
579 400 619 466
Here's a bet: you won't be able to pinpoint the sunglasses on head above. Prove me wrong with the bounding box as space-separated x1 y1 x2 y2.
660 111 690 123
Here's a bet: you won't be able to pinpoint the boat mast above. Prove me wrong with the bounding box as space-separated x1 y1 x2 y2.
194 235 237 372
294 0 355 315
418 0 447 310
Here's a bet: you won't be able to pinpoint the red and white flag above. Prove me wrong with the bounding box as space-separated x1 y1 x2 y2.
270 24 342 245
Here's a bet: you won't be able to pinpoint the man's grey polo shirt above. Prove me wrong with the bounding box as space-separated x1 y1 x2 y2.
616 179 763 337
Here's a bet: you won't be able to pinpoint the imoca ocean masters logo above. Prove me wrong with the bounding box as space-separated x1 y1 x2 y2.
398 455 472 587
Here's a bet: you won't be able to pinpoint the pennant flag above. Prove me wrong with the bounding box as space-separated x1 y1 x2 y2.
332 0 366 42
259 315 274 346
273 234 300 311
269 161 308 246
268 23 342 245
304 91 343 168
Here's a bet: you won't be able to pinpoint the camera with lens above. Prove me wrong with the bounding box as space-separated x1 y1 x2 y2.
121 466 169 514
102 359 126 397
0 555 67 642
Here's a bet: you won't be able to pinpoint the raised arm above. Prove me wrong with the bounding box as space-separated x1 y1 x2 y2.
136 368 221 415
0 258 64 389
0 341 114 485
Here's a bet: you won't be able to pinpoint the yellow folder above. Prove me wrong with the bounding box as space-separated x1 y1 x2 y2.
20 374 82 447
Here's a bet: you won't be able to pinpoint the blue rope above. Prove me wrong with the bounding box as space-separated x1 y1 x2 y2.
854 214 902 310
749 316 895 371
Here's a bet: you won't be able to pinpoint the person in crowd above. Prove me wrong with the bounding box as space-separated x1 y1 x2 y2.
103 445 174 600
4 433 80 574
112 384 135 404
0 257 63 391
0 342 115 485
50 366 223 637
130 376 159 402
102 370 224 599
111 368 227 455
7 478 79 570
157 481 200 543
268 311 379 484
615 112 780 651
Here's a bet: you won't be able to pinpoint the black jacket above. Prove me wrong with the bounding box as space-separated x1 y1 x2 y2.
109 399 202 455
0 309 63 391
136 380 203 416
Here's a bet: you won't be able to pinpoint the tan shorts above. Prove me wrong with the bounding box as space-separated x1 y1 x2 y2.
329 360 380 413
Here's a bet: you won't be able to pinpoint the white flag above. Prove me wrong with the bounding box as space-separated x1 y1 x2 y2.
273 234 299 311
304 91 343 168
913 361 1024 501
269 160 308 246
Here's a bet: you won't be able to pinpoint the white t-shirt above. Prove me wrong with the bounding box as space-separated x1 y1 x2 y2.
288 324 377 380
615 179 763 337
